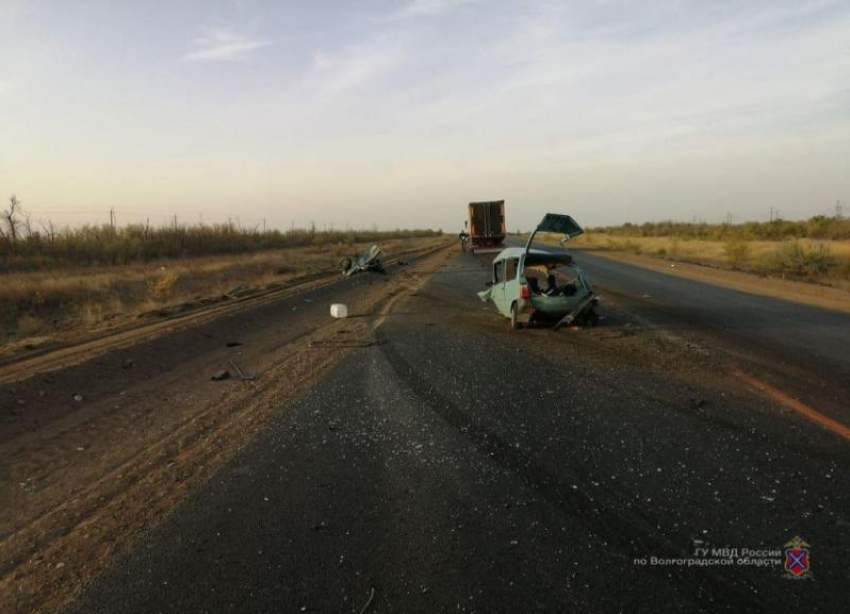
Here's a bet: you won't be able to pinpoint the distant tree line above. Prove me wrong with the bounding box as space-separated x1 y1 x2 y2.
588 215 850 241
0 195 442 271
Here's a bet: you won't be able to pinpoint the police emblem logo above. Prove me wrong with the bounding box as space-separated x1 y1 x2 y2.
784 536 811 579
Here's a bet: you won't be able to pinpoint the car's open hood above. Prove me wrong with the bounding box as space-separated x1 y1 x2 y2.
524 213 584 254
536 213 583 238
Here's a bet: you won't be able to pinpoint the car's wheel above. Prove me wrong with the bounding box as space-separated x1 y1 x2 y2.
510 303 524 330
339 257 352 271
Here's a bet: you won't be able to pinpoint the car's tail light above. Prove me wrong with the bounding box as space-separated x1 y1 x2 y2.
520 284 531 299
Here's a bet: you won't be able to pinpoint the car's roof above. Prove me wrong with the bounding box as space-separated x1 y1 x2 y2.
494 246 571 260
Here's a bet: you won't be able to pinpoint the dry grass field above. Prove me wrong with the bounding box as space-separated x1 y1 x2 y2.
1 235 449 352
567 233 850 290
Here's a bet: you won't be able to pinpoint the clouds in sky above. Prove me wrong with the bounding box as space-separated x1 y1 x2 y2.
309 38 406 92
388 0 478 21
183 26 270 62
0 0 848 229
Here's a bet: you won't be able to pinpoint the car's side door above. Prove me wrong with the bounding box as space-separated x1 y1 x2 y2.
492 259 508 315
503 257 520 310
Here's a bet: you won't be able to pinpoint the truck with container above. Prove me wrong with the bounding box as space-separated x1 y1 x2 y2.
467 200 506 253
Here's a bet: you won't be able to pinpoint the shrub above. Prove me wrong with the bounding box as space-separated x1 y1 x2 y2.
151 270 180 297
622 239 642 254
723 238 752 267
588 215 850 241
0 221 442 272
669 236 681 258
764 241 837 277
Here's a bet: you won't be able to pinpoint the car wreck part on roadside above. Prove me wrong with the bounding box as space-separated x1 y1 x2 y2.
228 359 257 381
553 293 598 330
340 245 386 277
210 369 230 381
330 303 349 318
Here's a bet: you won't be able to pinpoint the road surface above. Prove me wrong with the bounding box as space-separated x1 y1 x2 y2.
18 246 850 613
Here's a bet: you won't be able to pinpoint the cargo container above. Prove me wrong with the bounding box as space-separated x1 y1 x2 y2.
468 200 506 252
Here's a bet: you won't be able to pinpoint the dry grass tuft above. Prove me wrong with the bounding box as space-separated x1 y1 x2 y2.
150 270 180 298
16 314 42 336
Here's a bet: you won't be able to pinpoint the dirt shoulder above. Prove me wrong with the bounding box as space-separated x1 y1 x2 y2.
0 242 455 614
575 247 850 314
0 237 451 381
1 236 449 362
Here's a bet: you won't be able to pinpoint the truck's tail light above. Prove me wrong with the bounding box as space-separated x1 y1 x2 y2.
520 284 531 299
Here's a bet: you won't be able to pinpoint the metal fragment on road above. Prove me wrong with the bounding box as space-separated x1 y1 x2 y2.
358 587 376 614
228 360 257 381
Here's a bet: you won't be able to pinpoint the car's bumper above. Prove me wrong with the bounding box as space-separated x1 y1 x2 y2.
516 294 597 323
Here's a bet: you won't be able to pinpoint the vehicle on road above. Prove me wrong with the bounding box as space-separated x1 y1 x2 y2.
468 200 506 252
478 213 598 329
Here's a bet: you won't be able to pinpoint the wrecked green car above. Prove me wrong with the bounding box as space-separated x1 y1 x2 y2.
478 214 598 330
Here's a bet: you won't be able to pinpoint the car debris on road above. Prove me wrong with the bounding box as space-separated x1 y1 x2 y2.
228 359 257 381
339 245 386 277
478 213 599 330
330 303 349 318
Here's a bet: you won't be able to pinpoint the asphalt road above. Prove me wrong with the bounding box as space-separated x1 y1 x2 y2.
571 250 850 420
68 247 850 614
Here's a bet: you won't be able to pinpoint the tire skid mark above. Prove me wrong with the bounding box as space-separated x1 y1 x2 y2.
375 336 769 612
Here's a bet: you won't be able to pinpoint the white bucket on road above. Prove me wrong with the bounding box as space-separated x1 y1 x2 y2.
330 303 348 318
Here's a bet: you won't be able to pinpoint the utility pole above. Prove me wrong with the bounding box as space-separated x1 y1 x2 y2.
172 214 178 229
109 207 116 229
263 218 266 234
836 199 844 219
769 206 774 222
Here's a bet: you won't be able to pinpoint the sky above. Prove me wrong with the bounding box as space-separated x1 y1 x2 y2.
0 0 848 232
